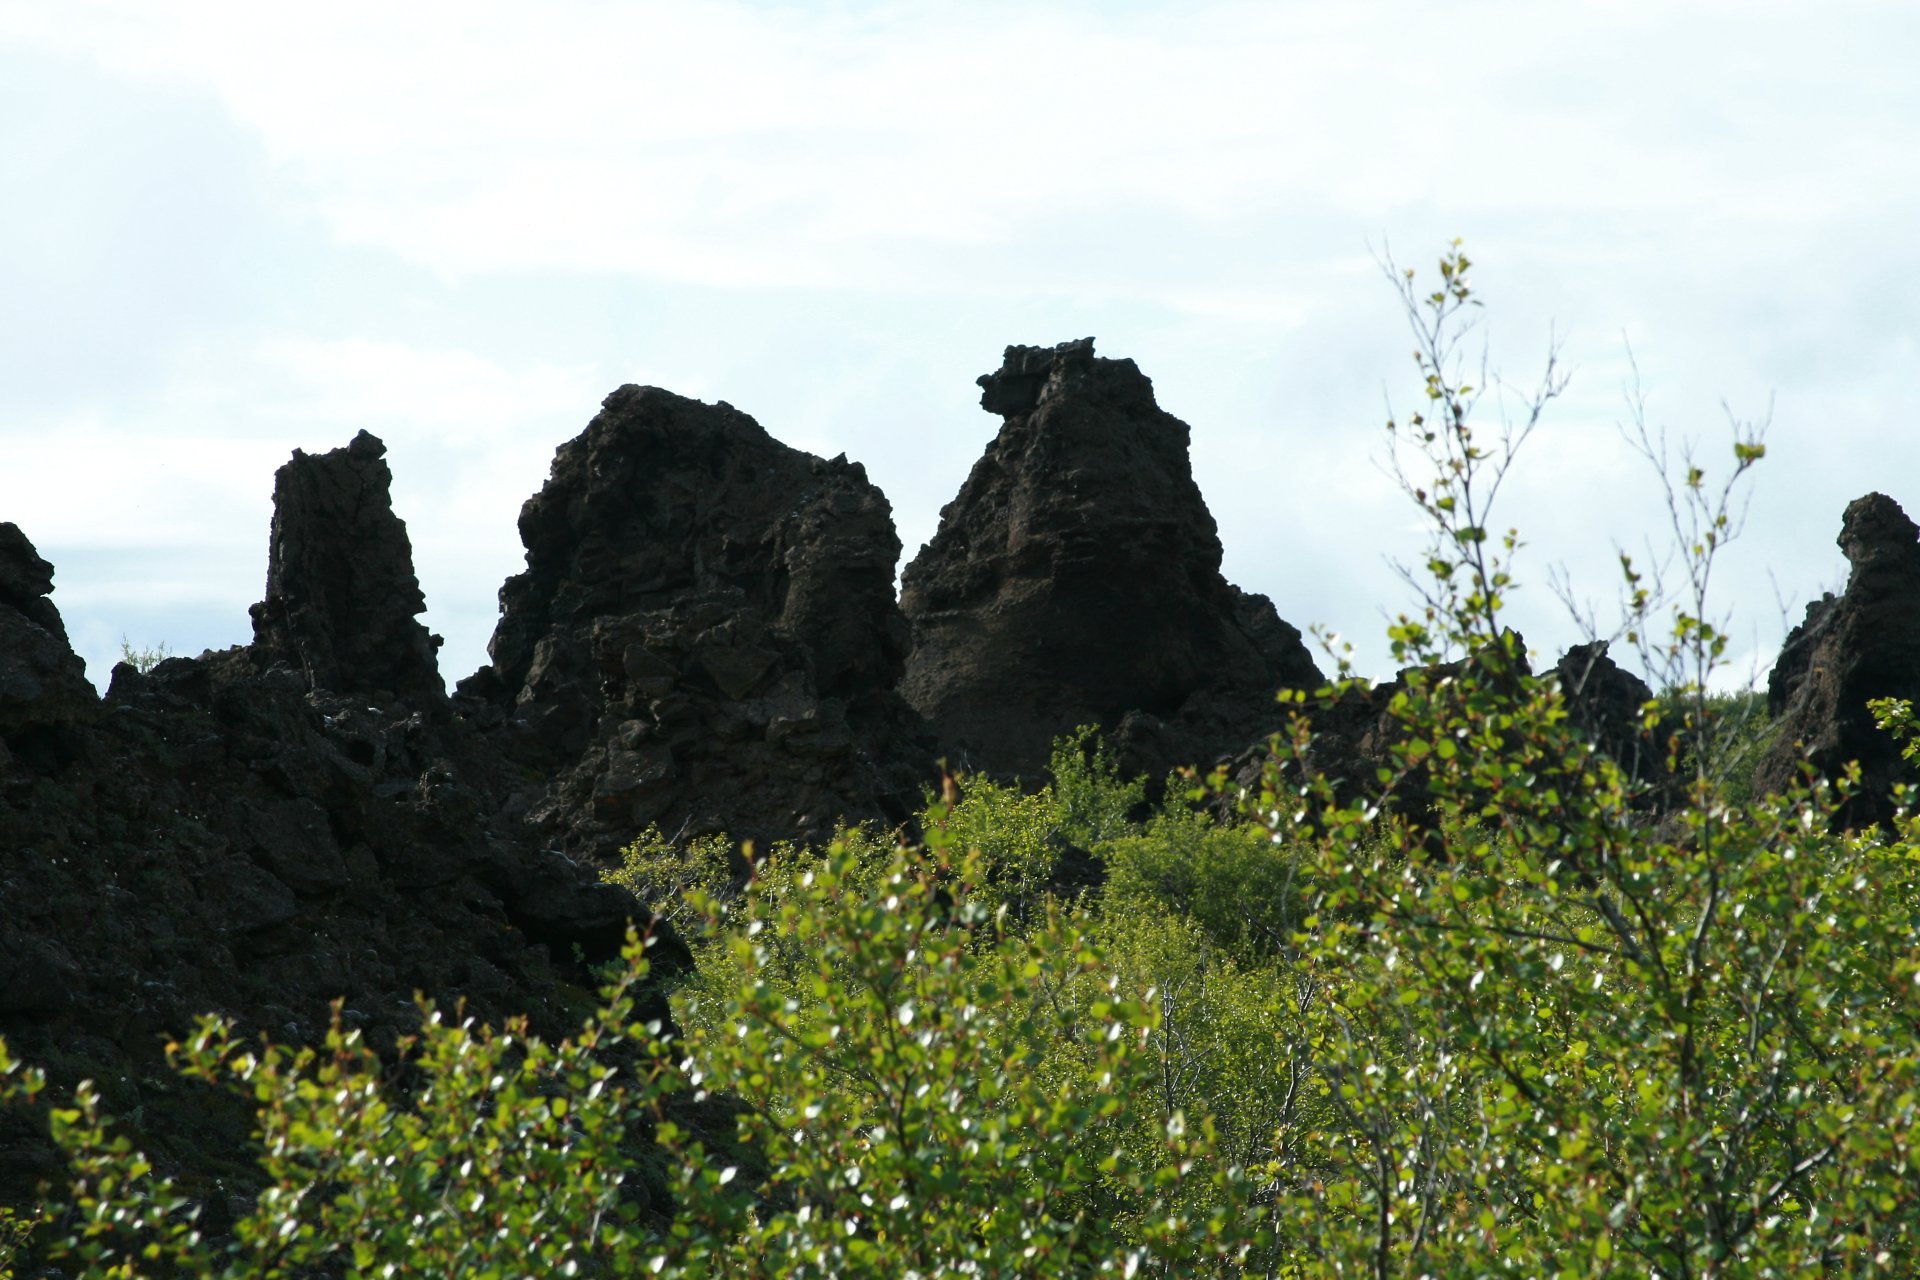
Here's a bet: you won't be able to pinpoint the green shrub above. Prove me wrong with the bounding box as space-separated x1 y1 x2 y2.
605 825 744 928
118 637 173 674
1655 685 1780 802
660 836 1262 1277
0 1203 28 1274
0 939 674 1276
2 841 1261 1277
1223 243 1920 1274
1102 810 1307 962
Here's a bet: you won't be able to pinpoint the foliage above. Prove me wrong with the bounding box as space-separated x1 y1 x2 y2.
660 836 1260 1277
0 1207 26 1275
605 825 743 929
118 637 173 674
1 846 1256 1278
933 725 1145 913
1656 687 1779 802
1225 243 1920 1274
0 941 675 1277
1101 809 1305 963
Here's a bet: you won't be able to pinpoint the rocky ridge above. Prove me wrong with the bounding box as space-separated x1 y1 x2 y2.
2 340 1914 1210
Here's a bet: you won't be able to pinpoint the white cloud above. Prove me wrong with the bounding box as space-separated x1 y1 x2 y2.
10 0 1913 294
249 336 599 445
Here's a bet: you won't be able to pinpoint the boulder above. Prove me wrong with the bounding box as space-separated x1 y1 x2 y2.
1753 492 1920 826
248 430 445 702
900 338 1324 785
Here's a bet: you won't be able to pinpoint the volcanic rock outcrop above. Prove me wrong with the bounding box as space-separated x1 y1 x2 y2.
0 450 647 1210
1753 492 1920 826
900 338 1325 785
1552 640 1670 791
1767 593 1839 718
0 522 96 755
459 385 929 856
249 430 446 703
1 351 1359 1209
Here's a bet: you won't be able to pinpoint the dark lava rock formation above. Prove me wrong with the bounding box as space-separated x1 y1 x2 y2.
0 446 645 1209
18 337 1920 1247
458 385 928 856
900 338 1325 785
0 522 96 755
1552 640 1671 792
1753 492 1920 827
1 346 1341 1206
249 430 446 703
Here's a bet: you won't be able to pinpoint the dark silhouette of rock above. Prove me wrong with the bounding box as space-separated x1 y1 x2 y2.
1 356 1363 1210
1753 493 1920 826
462 385 928 856
900 338 1324 785
0 522 96 749
0 471 654 1210
1552 640 1669 790
248 430 445 703
1767 593 1839 717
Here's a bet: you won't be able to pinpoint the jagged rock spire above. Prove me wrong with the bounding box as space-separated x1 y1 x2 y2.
249 430 445 702
900 338 1323 782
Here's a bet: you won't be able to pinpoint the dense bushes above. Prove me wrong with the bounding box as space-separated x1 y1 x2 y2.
6 247 1920 1276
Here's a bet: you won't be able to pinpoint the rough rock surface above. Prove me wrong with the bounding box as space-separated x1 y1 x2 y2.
3 353 1363 1210
900 339 1324 785
1767 593 1840 717
249 430 446 703
0 522 96 748
1753 492 1920 826
0 467 651 1211
1552 640 1669 791
460 385 929 856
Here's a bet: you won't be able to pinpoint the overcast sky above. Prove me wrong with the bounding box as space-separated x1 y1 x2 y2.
3 0 1916 695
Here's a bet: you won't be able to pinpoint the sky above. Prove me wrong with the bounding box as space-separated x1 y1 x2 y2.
2 0 1916 696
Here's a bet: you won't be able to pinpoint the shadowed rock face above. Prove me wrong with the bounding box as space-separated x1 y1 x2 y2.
464 385 927 854
249 431 445 703
1768 594 1839 718
1552 640 1670 792
1754 492 1920 827
0 522 96 751
900 338 1324 784
0 446 652 1211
